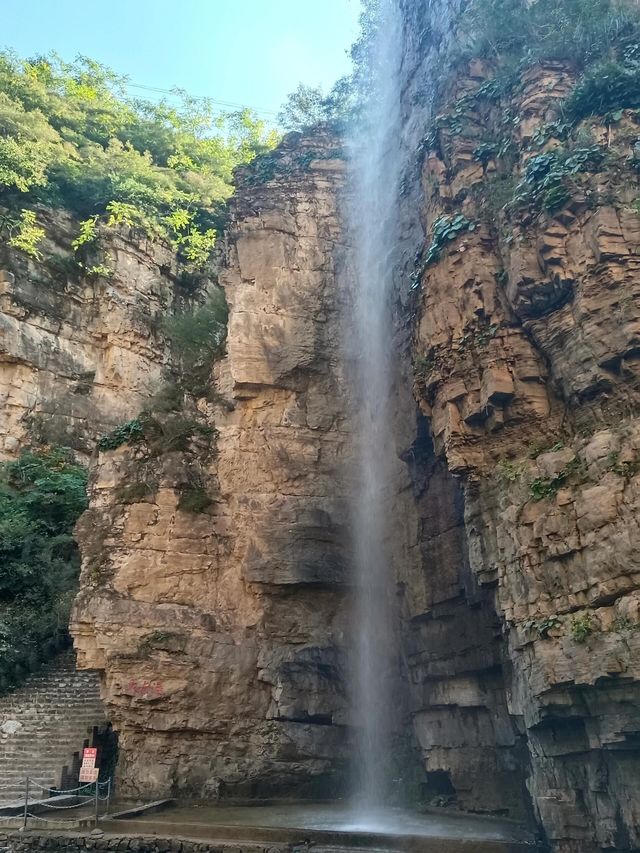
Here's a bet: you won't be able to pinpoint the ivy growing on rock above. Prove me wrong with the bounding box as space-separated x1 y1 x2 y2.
162 288 229 399
510 145 606 214
97 418 145 452
523 615 562 638
529 456 588 501
456 0 640 128
425 214 477 266
177 483 213 513
96 288 227 516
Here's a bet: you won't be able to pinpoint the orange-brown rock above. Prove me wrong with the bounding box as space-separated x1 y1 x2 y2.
409 54 640 852
0 209 187 458
71 133 353 799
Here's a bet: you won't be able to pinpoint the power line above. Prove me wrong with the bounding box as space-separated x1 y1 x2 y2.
124 81 278 117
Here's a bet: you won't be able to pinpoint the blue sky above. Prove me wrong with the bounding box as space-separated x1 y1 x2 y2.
3 0 362 119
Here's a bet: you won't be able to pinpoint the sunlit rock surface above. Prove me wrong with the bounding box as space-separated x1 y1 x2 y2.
0 209 185 459
407 52 640 853
71 132 353 799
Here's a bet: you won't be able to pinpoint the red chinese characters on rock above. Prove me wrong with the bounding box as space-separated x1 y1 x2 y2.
125 678 164 698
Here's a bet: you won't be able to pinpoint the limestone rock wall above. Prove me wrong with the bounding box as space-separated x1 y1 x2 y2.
0 208 182 459
406 54 640 852
384 0 537 825
398 422 531 818
48 5 640 849
71 133 353 799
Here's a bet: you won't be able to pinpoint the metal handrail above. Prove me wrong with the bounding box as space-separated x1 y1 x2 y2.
20 776 112 829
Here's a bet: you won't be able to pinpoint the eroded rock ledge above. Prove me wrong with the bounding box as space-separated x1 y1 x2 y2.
0 209 189 459
71 132 353 799
407 57 640 853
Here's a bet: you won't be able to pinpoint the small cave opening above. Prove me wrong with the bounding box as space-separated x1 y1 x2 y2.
95 721 119 787
422 769 457 802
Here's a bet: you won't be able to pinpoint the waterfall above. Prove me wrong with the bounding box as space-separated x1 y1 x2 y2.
345 0 404 821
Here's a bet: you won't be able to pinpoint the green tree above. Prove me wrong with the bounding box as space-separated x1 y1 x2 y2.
0 449 88 691
278 84 328 131
276 0 381 131
0 51 279 269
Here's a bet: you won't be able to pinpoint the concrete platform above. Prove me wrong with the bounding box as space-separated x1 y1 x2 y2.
100 803 537 852
0 793 82 816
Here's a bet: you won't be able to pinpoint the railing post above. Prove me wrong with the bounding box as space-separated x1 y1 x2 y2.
94 781 99 826
22 777 29 830
105 779 111 816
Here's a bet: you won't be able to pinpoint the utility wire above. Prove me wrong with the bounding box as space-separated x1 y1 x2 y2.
124 81 278 116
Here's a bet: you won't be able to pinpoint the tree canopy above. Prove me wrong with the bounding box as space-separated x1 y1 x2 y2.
0 449 88 691
0 51 279 265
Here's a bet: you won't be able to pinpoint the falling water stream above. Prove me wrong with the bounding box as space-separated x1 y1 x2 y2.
346 0 404 825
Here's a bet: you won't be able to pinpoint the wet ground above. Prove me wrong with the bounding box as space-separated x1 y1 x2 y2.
102 801 536 850
146 803 524 838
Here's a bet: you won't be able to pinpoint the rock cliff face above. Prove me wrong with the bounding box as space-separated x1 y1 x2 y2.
14 4 633 852
405 49 640 853
71 133 353 799
0 209 185 459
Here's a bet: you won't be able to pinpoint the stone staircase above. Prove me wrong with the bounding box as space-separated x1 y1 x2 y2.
0 651 105 804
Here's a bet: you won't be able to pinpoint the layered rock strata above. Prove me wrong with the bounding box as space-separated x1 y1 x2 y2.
71 133 353 799
0 208 185 459
58 6 640 851
407 56 640 852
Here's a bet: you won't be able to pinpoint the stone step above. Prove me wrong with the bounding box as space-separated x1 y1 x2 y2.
0 697 100 705
0 721 99 730
1 750 86 757
0 651 105 796
0 764 73 771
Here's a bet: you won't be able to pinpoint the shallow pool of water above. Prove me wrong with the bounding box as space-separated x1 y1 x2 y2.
130 802 531 844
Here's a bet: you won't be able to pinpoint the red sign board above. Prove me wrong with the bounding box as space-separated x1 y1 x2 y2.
80 746 99 781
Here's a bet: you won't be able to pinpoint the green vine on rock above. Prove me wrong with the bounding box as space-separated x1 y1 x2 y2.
162 289 228 399
510 145 605 214
523 615 562 638
177 483 213 513
530 454 589 501
425 214 477 266
570 611 597 643
97 418 145 452
2 209 46 259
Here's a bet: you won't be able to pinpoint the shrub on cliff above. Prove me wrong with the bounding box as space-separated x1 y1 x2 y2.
163 288 229 397
564 59 640 120
464 0 640 67
0 52 279 268
0 448 88 692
